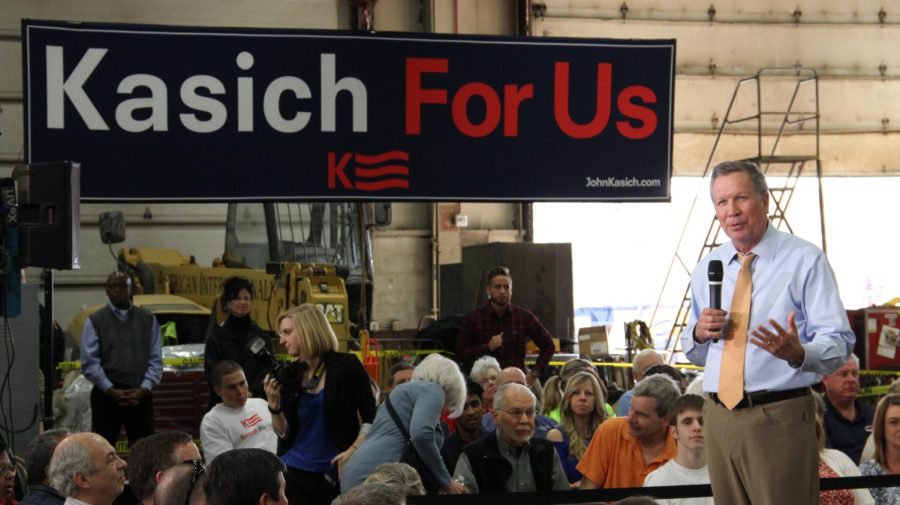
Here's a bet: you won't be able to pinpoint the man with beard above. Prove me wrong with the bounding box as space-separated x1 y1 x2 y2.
456 267 555 385
452 384 569 493
441 380 485 472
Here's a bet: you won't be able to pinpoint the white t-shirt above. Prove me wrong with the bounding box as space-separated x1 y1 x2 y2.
200 398 278 463
643 459 714 505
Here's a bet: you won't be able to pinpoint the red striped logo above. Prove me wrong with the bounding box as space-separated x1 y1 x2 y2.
328 151 410 191
240 414 263 429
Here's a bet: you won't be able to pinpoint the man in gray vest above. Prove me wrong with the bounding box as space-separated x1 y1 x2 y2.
81 271 162 446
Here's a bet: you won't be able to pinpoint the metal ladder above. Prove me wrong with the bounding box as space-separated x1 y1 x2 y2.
656 67 825 361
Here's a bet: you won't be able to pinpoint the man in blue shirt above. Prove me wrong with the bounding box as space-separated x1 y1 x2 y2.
681 160 854 505
81 271 162 447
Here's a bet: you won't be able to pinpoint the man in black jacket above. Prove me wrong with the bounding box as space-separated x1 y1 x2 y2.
452 383 569 493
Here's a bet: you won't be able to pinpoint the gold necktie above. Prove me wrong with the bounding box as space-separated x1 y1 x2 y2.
718 252 756 410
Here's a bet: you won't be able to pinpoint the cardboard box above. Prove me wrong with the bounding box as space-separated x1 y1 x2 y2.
578 326 610 359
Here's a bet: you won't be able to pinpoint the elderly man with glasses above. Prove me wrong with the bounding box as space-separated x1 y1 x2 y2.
452 383 569 494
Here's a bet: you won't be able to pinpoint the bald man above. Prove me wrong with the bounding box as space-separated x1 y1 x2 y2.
487 367 558 439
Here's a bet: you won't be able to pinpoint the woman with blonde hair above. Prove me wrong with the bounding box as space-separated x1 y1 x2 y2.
546 371 608 485
264 304 376 505
860 393 900 504
340 354 467 495
542 359 614 421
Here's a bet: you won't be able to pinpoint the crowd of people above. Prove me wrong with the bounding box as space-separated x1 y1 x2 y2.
3 159 897 504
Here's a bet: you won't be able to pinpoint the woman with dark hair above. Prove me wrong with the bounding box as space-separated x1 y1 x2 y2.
860 393 900 504
0 440 18 505
264 304 376 505
204 276 273 407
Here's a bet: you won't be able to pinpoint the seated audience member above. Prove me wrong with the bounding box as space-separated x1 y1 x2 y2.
860 379 900 464
389 362 415 389
440 380 485 473
616 350 665 416
496 367 558 438
812 393 874 505
859 393 900 504
542 359 614 421
332 482 406 505
200 361 277 463
203 448 287 505
547 371 607 485
126 431 200 505
578 375 680 489
48 433 127 505
453 383 569 493
643 394 712 505
684 376 705 398
469 356 500 431
153 461 206 505
822 355 873 465
363 463 425 497
21 428 70 505
0 441 18 505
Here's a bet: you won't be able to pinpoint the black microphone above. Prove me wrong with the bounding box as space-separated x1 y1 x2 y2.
708 260 723 343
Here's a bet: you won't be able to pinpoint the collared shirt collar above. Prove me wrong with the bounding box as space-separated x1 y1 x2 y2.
107 300 133 317
720 221 777 266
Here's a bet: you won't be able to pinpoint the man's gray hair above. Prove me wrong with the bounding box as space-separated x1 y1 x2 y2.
710 160 769 200
48 440 96 497
633 374 681 418
332 481 406 505
493 383 535 411
364 462 425 496
470 355 501 382
412 354 467 418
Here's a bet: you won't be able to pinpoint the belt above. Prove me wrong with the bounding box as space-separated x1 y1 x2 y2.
709 387 810 409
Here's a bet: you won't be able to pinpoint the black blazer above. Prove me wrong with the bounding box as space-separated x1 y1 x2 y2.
278 351 376 455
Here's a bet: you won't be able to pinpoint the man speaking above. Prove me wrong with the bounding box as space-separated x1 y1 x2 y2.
681 160 854 505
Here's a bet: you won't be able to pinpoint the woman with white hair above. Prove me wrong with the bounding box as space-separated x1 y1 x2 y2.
340 354 467 495
469 355 501 431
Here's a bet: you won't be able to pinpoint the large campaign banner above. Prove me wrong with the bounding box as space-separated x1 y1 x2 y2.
22 20 675 202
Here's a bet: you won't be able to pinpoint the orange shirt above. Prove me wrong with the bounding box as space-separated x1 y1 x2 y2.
575 417 676 488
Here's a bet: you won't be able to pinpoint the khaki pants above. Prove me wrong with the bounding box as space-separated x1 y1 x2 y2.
704 393 818 505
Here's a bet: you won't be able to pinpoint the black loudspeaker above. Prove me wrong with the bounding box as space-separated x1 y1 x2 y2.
12 162 81 270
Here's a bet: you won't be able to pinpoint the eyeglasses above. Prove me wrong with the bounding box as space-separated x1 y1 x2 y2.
477 376 498 385
0 464 15 475
182 459 206 505
498 408 536 419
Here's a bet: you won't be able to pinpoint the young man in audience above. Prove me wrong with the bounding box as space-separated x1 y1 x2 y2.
578 375 680 489
126 431 201 505
453 383 569 493
203 449 287 505
644 394 712 505
441 380 485 472
388 362 415 389
48 433 127 505
21 428 70 505
200 361 277 463
153 461 206 505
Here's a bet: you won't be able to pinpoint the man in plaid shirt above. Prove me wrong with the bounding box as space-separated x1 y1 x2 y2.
456 267 556 385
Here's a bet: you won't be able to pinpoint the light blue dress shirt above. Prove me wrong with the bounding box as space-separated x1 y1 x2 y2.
681 224 854 393
80 302 162 392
